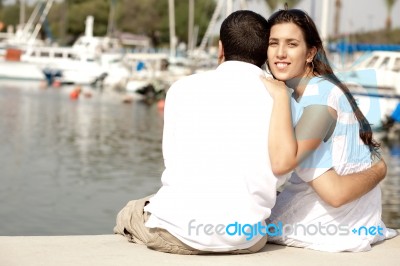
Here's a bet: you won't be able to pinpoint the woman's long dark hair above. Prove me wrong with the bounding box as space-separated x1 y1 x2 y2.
267 6 380 153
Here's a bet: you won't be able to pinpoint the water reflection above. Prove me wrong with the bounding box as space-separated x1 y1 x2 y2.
0 83 164 235
0 82 398 236
381 141 400 229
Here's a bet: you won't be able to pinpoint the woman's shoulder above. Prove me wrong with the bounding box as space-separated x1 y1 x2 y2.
309 77 341 92
301 77 334 105
303 77 344 104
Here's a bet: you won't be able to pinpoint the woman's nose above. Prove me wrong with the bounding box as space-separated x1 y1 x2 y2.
276 45 287 58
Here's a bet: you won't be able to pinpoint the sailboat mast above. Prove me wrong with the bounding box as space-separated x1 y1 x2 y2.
168 0 176 58
188 0 194 52
20 0 26 27
107 0 116 37
320 0 329 45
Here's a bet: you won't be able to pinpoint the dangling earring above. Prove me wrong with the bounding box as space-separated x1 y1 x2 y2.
307 59 315 73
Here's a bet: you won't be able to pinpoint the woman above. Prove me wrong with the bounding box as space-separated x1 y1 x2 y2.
261 6 397 252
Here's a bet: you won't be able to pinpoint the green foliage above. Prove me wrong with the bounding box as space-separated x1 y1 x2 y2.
384 0 398 30
342 28 400 44
384 0 397 12
116 0 215 47
68 0 109 37
0 4 20 28
264 0 302 12
284 0 302 9
116 0 166 43
265 0 280 12
0 0 215 48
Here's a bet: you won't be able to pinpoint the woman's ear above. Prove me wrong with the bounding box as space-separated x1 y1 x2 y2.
218 40 225 64
307 46 317 62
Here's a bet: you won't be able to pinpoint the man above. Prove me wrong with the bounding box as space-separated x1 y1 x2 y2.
114 10 386 255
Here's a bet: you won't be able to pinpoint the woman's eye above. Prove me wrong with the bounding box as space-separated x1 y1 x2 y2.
269 42 278 46
288 43 297 47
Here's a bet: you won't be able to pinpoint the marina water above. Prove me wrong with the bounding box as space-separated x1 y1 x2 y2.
0 81 399 235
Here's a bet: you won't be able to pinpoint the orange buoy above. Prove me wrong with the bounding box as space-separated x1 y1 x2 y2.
83 91 92 98
157 99 165 110
39 80 48 89
52 79 62 88
122 95 133 103
69 86 81 100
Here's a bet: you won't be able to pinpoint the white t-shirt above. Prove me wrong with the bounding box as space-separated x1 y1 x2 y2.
144 61 290 251
268 77 397 252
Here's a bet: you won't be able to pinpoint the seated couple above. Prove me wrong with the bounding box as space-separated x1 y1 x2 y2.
114 9 398 254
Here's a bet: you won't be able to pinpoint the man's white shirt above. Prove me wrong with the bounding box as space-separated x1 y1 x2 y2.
144 61 291 251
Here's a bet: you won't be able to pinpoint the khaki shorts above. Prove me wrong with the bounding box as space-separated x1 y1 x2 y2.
114 195 268 255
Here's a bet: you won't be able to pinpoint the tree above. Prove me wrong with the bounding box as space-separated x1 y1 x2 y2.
116 0 215 48
333 0 341 37
0 4 20 31
384 0 398 30
174 0 216 47
265 0 280 13
264 0 302 13
67 0 109 37
0 0 215 48
46 0 110 44
284 0 302 8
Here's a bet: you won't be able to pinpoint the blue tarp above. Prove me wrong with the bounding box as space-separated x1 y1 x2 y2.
391 103 400 122
329 42 400 53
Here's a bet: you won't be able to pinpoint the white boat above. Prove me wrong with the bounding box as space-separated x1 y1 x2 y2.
0 60 45 81
0 13 130 87
0 48 45 81
21 43 113 85
122 52 200 102
333 51 400 129
0 40 127 86
340 51 400 97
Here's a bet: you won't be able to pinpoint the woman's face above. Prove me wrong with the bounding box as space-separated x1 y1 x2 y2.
267 22 315 82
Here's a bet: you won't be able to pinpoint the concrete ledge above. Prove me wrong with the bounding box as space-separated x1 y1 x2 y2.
0 233 399 266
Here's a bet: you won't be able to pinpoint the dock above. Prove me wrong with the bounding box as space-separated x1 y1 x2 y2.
1 233 399 266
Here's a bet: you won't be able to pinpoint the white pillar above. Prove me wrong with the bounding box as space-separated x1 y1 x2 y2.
226 0 233 17
188 0 194 52
320 0 329 45
20 0 26 27
85 16 94 38
169 0 177 58
239 0 248 10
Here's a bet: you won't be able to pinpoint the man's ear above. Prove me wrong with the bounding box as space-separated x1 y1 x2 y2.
218 40 224 64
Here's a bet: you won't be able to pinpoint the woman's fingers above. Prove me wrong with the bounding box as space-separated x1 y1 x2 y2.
260 75 288 98
260 76 286 89
260 75 283 84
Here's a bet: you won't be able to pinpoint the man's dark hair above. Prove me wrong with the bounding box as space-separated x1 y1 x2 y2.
220 10 268 68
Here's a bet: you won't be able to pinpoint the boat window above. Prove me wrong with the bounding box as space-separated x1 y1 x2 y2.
55 52 63 58
366 56 379 68
378 57 390 69
40 51 49 57
394 58 400 72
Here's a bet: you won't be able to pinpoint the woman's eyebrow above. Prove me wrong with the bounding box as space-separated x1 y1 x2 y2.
269 37 300 42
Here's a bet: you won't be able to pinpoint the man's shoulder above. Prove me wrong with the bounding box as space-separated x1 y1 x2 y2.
168 70 217 94
175 70 216 84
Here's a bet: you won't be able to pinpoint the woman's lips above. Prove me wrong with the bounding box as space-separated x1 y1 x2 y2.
276 62 289 70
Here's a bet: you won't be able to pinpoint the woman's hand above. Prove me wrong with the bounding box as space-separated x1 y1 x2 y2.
261 75 297 175
260 75 288 99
